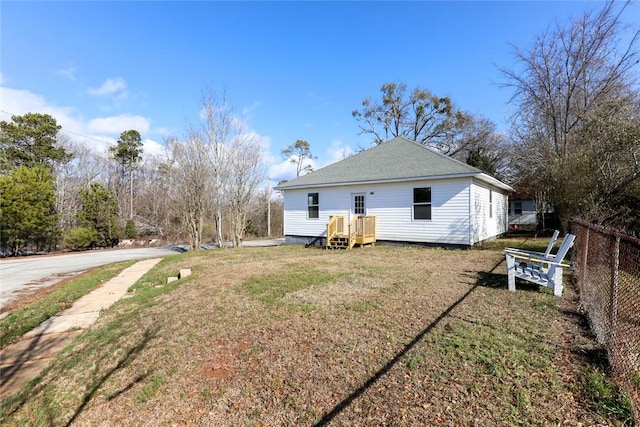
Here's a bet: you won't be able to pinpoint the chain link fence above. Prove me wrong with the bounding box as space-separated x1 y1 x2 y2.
573 220 640 420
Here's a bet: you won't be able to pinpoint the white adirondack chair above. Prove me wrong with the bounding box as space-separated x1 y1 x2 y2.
504 229 560 259
504 233 576 296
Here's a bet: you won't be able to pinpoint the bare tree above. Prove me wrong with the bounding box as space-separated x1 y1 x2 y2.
503 1 638 158
196 89 268 247
500 0 639 227
135 154 172 237
227 134 266 247
353 82 469 152
199 90 235 247
352 81 509 167
281 139 316 177
166 136 211 250
162 89 269 248
242 181 284 239
55 139 107 234
448 115 512 180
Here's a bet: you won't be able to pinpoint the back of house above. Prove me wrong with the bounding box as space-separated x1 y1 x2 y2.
275 137 513 247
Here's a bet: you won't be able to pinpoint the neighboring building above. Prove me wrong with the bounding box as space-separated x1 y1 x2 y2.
275 136 514 247
508 199 538 230
507 196 556 231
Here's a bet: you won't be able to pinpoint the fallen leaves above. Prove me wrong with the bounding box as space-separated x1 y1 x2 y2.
4 246 616 426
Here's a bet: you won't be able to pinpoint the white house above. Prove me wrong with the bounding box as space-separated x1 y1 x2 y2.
275 136 513 247
508 199 538 230
508 197 557 231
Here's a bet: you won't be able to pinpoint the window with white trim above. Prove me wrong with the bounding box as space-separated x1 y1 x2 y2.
308 192 319 219
413 187 431 220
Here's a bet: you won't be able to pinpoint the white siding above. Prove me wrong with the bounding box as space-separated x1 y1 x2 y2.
368 178 472 245
470 180 509 244
497 191 508 236
508 199 538 227
283 189 350 237
284 178 476 245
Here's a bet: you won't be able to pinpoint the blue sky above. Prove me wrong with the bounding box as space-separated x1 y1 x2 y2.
1 1 633 182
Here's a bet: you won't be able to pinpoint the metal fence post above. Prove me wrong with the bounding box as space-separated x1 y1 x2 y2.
573 220 640 419
580 226 589 291
609 236 620 367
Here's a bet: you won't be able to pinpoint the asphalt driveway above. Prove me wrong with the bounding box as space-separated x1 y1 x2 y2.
0 240 285 310
0 247 179 310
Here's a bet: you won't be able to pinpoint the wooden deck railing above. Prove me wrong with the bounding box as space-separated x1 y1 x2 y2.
326 215 345 248
352 216 376 248
360 216 376 242
348 216 358 249
326 215 376 249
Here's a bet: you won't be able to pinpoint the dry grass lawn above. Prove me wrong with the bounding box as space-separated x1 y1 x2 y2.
0 241 624 425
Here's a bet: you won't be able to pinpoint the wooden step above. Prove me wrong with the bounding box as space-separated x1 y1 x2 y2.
329 236 349 249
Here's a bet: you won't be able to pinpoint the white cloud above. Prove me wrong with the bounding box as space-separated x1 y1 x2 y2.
269 159 299 183
242 101 261 117
0 86 84 132
0 85 155 157
87 77 128 98
81 135 116 155
269 155 317 183
87 114 151 135
152 127 175 139
57 67 77 81
325 139 354 165
142 138 166 159
267 139 353 182
86 136 167 159
241 130 272 155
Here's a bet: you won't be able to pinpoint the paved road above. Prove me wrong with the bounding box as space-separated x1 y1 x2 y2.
0 247 180 310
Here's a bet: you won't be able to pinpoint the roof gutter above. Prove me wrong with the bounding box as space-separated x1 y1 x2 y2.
475 173 515 192
275 172 514 192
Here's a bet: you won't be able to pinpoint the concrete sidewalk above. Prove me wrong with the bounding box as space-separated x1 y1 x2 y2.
0 258 162 400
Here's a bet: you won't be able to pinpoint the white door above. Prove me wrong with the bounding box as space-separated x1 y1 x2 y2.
351 193 366 221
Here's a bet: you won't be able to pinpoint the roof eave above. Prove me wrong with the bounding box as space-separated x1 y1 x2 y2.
275 172 503 191
475 173 514 192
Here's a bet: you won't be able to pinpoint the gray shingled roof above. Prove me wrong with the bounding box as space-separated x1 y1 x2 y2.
275 136 511 190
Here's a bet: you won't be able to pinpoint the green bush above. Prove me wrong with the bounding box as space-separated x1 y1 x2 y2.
124 219 137 239
63 227 98 250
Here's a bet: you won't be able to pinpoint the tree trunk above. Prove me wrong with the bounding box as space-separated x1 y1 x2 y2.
130 168 134 220
215 208 224 248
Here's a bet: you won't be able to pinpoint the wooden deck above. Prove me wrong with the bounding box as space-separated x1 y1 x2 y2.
326 215 376 249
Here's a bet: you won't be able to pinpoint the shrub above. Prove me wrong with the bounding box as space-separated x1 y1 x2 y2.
63 227 98 250
125 219 137 239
